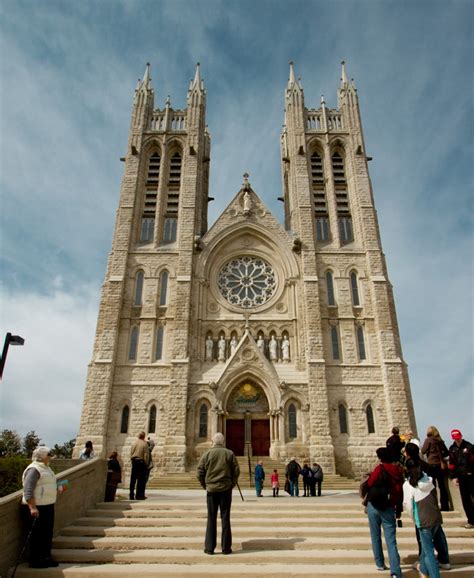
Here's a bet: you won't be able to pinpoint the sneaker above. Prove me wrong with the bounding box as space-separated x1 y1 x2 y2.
464 523 474 529
439 562 451 570
377 565 388 571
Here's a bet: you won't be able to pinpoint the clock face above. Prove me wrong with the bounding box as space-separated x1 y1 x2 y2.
217 256 276 309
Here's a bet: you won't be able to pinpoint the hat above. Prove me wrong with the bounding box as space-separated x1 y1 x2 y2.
451 429 462 440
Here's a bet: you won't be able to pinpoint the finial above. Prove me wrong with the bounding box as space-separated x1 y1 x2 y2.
321 94 326 105
341 60 349 86
289 60 296 85
165 95 171 107
243 172 250 186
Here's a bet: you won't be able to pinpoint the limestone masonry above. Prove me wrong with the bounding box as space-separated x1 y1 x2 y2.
75 61 417 479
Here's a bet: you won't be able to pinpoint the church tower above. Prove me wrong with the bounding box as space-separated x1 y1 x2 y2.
281 61 416 473
75 63 210 470
76 61 416 479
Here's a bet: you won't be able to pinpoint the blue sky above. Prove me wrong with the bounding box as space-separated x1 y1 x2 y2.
1 0 472 448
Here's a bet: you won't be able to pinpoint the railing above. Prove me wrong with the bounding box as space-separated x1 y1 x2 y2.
306 109 344 132
151 112 187 132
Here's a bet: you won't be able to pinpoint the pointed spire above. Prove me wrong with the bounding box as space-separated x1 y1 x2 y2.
321 94 326 106
165 95 171 108
138 62 152 92
341 60 350 87
288 61 296 86
193 62 202 87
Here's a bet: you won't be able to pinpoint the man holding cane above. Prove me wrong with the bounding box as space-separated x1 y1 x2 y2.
197 432 240 555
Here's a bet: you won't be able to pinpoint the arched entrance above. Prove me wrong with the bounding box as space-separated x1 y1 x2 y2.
225 382 270 456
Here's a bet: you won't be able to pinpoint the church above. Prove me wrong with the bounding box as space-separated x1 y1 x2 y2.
75 61 416 478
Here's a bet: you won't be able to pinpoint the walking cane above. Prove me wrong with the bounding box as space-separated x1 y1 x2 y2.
236 481 245 502
11 517 37 578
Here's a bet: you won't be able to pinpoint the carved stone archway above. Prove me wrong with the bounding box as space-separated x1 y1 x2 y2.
225 382 270 456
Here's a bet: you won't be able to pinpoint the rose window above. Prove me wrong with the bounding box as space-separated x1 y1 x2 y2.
217 256 276 308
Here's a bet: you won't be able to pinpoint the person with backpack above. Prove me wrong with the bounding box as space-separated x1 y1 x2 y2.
311 462 324 496
366 447 404 578
403 460 450 578
285 457 301 497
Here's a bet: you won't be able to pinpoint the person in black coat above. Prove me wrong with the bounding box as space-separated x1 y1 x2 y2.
105 451 122 502
386 427 405 463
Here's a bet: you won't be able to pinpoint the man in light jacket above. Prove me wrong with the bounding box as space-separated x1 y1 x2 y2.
129 431 150 500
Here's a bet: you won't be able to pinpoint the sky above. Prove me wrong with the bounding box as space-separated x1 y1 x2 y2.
0 0 472 449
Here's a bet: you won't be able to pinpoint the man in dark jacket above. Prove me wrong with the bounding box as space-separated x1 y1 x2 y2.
386 426 405 463
366 447 404 578
254 461 265 497
448 428 474 528
285 457 301 497
197 432 240 554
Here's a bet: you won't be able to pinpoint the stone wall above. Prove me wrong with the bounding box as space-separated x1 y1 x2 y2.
0 458 107 578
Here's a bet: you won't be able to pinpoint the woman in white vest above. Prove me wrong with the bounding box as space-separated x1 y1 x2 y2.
22 446 59 568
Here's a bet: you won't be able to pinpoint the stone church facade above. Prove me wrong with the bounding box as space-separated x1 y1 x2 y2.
75 62 416 478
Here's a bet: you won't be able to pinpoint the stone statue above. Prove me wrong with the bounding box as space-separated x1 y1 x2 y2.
256 335 265 352
282 335 290 361
230 335 238 355
205 335 214 360
243 191 251 214
269 335 278 361
218 336 226 361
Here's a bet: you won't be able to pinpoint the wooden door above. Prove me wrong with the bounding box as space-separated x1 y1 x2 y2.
251 419 270 456
226 419 245 455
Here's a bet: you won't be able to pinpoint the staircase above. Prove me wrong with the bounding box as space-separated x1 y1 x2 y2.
147 456 358 490
11 490 474 577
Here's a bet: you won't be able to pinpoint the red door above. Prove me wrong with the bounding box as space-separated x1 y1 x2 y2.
251 420 270 456
226 420 245 455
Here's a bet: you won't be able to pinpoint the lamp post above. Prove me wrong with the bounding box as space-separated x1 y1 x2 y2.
0 332 25 380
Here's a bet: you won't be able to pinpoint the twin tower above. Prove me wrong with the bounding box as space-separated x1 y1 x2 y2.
76 62 416 479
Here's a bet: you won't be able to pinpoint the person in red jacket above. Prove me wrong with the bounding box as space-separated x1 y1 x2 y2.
366 447 404 578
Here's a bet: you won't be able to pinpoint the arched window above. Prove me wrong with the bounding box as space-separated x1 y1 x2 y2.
140 152 160 243
331 325 340 360
128 327 139 361
350 271 360 306
357 325 366 361
134 270 144 306
120 405 129 434
326 271 335 306
311 152 329 241
199 404 208 438
163 152 181 243
148 405 157 434
338 403 348 434
288 403 297 439
332 151 353 243
159 270 168 306
155 326 164 360
366 404 375 434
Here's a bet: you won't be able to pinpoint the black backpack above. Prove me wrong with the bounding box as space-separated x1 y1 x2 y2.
367 466 391 510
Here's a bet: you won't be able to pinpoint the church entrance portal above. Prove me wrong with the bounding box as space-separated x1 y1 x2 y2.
225 383 270 456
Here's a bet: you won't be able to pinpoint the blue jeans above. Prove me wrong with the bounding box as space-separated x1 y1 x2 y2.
415 524 450 564
289 479 299 496
419 526 442 578
255 479 263 496
367 502 402 577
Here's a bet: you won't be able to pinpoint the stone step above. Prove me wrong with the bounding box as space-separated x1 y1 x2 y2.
11 562 474 577
52 534 474 551
61 518 469 539
10 492 473 578
48 547 474 565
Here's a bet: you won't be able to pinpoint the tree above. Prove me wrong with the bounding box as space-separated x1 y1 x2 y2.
52 438 76 458
23 430 41 457
0 429 22 457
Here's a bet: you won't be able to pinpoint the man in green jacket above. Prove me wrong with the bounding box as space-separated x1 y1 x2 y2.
197 432 240 555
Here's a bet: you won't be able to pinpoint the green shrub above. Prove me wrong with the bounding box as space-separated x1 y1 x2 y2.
0 456 30 497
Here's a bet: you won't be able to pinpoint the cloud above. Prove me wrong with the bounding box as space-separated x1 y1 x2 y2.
0 285 99 446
